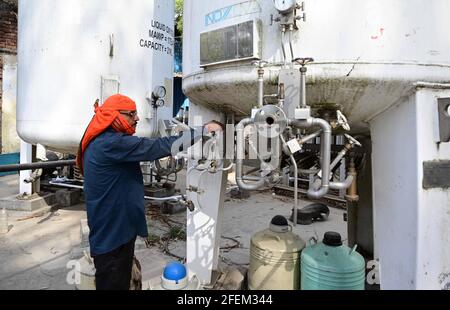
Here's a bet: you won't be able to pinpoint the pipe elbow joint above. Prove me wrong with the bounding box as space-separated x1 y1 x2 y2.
236 177 266 191
307 185 330 200
329 175 354 190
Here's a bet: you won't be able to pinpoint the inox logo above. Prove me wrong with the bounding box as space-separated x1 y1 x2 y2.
205 6 232 26
204 1 261 26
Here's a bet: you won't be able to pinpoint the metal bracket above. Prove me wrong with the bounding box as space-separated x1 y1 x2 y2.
438 98 450 143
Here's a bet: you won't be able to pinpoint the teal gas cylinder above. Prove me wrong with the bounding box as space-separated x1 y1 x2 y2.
301 232 365 290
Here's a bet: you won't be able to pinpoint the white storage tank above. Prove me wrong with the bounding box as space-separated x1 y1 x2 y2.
17 0 175 153
183 0 450 131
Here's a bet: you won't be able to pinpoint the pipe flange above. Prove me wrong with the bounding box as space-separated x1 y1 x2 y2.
253 105 287 138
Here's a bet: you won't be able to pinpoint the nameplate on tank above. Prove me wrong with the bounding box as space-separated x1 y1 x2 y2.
423 161 450 189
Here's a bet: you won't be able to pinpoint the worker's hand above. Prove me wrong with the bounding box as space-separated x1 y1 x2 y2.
204 121 224 134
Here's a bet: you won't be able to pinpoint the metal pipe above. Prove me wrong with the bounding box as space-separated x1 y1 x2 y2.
292 155 299 226
144 195 183 202
330 150 347 172
347 201 358 248
298 130 322 144
49 181 83 190
0 160 76 173
217 162 234 172
281 27 287 67
298 168 319 175
150 107 159 138
290 118 331 199
258 68 265 108
300 66 307 108
280 135 298 226
346 158 359 202
317 142 357 191
289 27 295 67
243 176 265 181
236 118 266 191
278 83 285 107
288 177 313 183
330 175 354 190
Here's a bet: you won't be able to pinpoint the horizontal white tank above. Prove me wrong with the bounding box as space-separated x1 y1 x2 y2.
17 0 175 153
183 0 450 131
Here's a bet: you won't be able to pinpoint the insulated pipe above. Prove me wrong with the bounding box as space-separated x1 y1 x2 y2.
290 119 331 199
0 160 76 173
236 118 266 191
280 135 299 226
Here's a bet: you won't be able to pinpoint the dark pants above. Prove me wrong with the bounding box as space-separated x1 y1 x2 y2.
93 237 136 290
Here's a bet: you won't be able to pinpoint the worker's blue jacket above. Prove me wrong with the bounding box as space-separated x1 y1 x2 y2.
84 128 199 256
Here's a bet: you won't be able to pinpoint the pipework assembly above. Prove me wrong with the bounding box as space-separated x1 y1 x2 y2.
236 56 357 203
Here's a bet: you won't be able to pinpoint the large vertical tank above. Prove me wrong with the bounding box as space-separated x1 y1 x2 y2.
183 0 450 131
17 0 175 153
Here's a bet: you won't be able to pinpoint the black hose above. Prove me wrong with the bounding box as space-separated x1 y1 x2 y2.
0 160 76 173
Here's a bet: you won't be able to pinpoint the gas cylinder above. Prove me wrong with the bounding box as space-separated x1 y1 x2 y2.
301 232 366 290
248 216 305 290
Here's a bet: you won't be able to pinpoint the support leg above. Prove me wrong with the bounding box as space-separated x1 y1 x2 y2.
185 103 228 286
370 86 450 289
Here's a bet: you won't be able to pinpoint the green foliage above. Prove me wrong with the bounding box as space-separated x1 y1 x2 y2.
175 0 183 36
169 226 186 240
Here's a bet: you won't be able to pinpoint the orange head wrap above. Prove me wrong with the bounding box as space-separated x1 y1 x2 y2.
76 94 137 174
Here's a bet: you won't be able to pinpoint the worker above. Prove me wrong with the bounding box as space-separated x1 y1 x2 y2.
76 94 222 290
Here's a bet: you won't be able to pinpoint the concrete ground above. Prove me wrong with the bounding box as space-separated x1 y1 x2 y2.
0 173 346 290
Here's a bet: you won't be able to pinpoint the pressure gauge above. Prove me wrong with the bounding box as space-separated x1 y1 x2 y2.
273 0 297 15
152 86 167 99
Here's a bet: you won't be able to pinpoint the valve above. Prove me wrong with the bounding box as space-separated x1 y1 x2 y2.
293 57 314 67
344 134 362 148
337 110 351 132
252 59 269 69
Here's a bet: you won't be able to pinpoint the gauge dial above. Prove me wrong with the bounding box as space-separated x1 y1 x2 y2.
273 0 297 15
152 86 167 99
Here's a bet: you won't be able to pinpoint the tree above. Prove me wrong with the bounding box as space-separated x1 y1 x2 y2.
175 0 183 37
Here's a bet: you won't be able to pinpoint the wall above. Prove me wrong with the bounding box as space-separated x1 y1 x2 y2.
0 1 18 154
1 55 18 153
